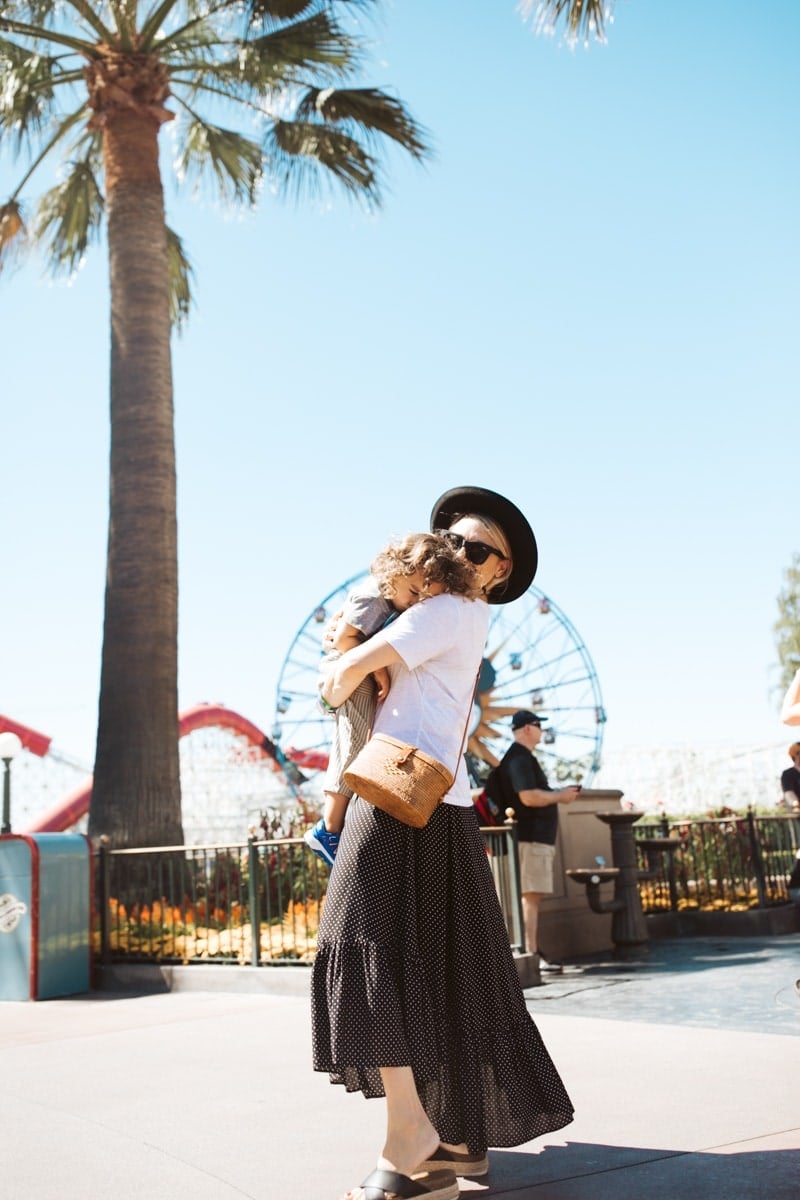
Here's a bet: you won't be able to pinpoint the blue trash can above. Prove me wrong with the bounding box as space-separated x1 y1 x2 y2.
0 833 91 1000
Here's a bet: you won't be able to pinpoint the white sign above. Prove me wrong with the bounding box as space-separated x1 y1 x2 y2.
0 892 28 933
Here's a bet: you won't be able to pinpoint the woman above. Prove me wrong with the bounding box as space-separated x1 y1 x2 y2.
312 487 574 1200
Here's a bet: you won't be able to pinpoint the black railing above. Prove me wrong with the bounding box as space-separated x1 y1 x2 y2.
634 812 800 914
97 837 328 965
95 822 528 965
94 811 800 967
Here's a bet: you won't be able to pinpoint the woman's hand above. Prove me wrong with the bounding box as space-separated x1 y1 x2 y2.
323 608 344 651
321 636 403 709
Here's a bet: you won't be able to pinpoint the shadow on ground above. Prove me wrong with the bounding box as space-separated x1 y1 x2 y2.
463 1141 800 1199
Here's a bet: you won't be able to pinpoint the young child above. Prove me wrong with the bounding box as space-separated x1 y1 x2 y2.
303 531 477 866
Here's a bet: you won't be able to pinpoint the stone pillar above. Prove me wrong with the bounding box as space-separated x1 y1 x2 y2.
538 789 623 959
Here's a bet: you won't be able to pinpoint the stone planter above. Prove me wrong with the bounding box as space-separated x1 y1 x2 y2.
646 904 800 939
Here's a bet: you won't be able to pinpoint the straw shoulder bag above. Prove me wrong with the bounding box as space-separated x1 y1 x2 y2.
343 734 454 829
343 669 477 828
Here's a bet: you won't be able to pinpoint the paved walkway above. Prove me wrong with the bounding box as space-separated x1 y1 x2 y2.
2 937 799 1199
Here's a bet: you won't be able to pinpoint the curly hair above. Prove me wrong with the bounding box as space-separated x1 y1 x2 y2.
371 532 478 602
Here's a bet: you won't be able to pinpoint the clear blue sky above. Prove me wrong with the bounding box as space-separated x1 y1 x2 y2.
1 0 798 771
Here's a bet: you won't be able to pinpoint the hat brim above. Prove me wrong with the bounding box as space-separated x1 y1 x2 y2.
430 486 538 604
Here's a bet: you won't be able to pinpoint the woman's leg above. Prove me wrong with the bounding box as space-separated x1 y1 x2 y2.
379 1070 472 1171
378 1066 439 1174
341 1068 442 1200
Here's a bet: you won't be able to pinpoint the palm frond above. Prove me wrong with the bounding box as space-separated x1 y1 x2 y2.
58 0 116 42
242 10 358 81
168 16 359 114
296 87 428 161
5 0 110 36
0 200 27 275
166 224 194 330
248 0 374 26
250 0 317 20
2 1 54 25
138 0 189 50
0 13 98 58
33 158 105 275
521 0 611 45
266 117 378 205
175 114 263 204
164 10 358 101
70 125 104 167
0 39 66 149
2 105 89 206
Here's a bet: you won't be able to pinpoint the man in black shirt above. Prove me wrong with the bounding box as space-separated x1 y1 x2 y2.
781 743 800 812
493 711 581 960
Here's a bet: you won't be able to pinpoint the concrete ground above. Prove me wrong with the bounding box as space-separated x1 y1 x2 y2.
2 936 798 1200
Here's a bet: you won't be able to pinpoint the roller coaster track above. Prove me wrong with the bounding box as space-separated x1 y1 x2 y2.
0 706 326 834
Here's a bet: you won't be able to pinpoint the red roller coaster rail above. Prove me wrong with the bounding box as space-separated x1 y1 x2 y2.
0 705 327 834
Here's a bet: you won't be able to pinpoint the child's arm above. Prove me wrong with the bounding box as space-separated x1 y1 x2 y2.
333 624 392 701
331 621 366 654
372 666 391 702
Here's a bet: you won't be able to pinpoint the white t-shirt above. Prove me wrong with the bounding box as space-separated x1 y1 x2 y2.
369 592 490 807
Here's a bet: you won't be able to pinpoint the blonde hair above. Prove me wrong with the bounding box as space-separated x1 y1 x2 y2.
371 532 478 602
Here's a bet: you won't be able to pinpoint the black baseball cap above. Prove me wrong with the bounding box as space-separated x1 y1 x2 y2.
511 710 547 731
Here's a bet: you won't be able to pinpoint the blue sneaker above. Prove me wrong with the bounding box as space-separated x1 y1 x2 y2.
304 818 340 868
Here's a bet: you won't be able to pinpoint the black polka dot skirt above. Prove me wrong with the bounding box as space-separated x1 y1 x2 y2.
311 795 574 1152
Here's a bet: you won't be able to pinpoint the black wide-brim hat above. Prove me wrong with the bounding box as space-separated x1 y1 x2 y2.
430 486 538 604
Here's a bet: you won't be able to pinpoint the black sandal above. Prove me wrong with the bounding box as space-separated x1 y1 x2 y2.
350 1167 459 1200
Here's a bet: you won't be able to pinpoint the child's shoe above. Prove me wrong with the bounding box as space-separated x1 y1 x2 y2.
303 818 340 868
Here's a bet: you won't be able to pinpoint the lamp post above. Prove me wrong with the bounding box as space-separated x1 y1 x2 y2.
0 731 23 835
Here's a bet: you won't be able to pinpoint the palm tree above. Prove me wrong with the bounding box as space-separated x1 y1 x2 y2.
0 0 427 848
521 0 611 44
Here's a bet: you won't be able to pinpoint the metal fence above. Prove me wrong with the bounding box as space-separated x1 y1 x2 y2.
634 811 800 914
94 811 800 967
95 823 527 966
96 837 328 966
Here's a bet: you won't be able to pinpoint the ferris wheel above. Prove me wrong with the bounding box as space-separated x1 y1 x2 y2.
273 572 606 794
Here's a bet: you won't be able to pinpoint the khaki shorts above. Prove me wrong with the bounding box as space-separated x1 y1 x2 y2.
519 841 556 895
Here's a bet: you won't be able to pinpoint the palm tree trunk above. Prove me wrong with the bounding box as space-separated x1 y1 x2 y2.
89 109 183 849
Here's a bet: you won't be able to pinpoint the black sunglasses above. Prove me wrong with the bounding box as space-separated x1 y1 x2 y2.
437 529 507 566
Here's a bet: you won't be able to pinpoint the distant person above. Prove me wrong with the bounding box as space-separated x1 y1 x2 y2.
489 711 581 963
304 531 475 867
780 743 800 813
781 667 800 726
